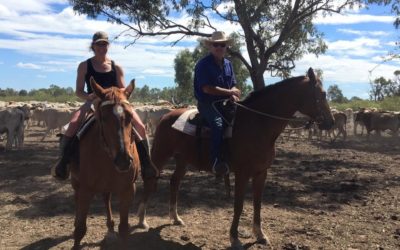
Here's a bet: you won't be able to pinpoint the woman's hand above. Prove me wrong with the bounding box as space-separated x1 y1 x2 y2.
87 93 97 101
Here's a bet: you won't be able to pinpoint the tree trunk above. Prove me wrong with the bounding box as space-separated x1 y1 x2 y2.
250 71 266 91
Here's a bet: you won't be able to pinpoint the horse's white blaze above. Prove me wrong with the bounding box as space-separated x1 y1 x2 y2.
113 105 125 151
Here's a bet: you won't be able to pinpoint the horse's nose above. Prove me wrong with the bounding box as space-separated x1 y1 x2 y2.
113 151 133 172
319 118 334 130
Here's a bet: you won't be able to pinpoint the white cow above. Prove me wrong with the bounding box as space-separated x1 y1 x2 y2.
41 108 74 141
0 108 26 150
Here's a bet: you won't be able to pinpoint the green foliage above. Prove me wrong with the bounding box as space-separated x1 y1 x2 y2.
173 33 251 104
174 49 195 104
370 72 400 100
330 96 400 111
69 0 360 90
365 0 400 28
327 84 348 103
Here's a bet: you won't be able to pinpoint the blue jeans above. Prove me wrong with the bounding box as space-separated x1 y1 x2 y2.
197 101 226 164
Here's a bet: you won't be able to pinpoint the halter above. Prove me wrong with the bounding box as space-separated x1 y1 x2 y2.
97 99 133 161
311 81 327 126
212 79 326 125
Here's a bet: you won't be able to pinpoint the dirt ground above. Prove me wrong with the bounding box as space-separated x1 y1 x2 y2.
0 126 399 250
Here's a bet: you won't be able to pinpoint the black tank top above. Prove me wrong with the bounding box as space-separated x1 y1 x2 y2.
85 58 118 93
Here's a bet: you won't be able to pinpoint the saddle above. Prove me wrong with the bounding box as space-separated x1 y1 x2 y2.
172 100 237 138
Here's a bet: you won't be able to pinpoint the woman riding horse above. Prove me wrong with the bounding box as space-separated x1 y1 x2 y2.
70 78 139 249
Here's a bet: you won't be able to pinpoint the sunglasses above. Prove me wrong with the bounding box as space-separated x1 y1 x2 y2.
95 42 109 47
212 43 227 48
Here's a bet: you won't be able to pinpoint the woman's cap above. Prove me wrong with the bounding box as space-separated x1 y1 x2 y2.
92 31 109 44
203 31 232 46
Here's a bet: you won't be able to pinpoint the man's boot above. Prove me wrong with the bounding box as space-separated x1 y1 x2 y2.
51 135 73 180
136 139 159 179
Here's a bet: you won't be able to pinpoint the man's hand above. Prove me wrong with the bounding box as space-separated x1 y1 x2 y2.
230 87 241 98
230 95 240 102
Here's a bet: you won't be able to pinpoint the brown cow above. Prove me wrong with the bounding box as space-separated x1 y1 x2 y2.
357 110 399 138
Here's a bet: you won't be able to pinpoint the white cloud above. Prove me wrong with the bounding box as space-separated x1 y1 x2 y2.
0 1 398 98
289 53 400 98
337 28 391 37
0 0 67 15
326 37 387 57
17 62 41 69
315 14 394 25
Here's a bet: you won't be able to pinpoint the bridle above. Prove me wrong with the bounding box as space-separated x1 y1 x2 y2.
212 77 327 126
310 80 327 126
97 99 133 160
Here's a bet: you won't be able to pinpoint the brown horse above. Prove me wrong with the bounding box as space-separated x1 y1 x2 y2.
138 68 334 249
70 77 140 249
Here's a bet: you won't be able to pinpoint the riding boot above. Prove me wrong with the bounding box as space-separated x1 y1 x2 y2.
136 139 159 179
51 135 73 180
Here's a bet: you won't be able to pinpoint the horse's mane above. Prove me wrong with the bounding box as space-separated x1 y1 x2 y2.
240 76 307 105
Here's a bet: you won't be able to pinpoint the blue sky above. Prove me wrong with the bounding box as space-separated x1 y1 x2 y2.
0 0 399 99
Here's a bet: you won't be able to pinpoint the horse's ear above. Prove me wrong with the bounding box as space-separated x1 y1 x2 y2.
307 67 316 85
90 77 107 99
125 79 135 98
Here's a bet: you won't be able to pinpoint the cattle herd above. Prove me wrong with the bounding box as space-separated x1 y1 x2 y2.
0 100 399 150
0 100 176 150
285 107 400 142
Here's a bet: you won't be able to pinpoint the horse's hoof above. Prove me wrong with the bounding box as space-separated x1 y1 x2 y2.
105 231 118 241
257 237 267 244
172 218 185 226
256 235 271 247
137 221 149 230
230 237 243 250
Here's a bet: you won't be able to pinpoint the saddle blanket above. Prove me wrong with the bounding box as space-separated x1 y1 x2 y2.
171 109 232 137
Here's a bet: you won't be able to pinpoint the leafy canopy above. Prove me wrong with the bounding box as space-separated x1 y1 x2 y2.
70 0 366 90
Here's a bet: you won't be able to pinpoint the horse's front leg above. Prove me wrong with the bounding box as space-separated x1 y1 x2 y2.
118 184 135 247
103 192 115 232
169 156 187 225
138 177 158 229
252 169 270 245
73 189 94 250
230 170 250 249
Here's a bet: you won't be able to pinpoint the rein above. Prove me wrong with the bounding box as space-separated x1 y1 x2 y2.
211 99 306 123
234 102 304 122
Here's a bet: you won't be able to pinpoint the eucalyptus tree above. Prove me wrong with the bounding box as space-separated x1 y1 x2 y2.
70 0 363 90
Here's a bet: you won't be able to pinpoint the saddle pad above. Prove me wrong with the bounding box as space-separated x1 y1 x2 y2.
171 109 199 136
171 109 232 138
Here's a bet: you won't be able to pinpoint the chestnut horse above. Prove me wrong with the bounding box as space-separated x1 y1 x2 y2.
138 68 334 248
70 78 140 249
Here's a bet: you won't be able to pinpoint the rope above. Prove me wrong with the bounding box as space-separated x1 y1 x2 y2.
233 102 308 122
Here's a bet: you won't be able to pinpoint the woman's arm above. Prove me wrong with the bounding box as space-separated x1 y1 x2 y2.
115 63 126 88
75 61 95 101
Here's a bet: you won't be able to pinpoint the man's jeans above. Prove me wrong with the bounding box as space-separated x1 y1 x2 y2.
197 101 225 164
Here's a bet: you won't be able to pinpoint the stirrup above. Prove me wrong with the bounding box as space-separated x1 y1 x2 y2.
212 159 229 176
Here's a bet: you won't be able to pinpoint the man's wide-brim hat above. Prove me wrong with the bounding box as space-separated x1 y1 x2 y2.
203 31 233 46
